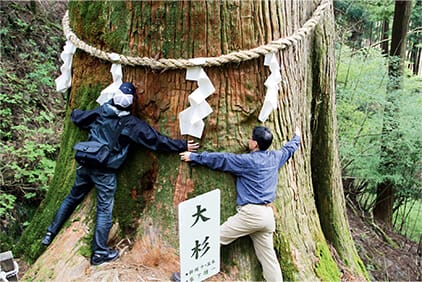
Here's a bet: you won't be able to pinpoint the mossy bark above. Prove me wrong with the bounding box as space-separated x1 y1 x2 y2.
310 6 369 280
16 1 367 280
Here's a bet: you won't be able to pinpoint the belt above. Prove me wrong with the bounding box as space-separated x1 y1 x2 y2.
249 203 273 207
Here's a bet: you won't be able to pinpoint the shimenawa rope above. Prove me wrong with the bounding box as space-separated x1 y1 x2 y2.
62 0 330 70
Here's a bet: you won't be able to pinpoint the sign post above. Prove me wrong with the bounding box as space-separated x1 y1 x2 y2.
178 189 220 282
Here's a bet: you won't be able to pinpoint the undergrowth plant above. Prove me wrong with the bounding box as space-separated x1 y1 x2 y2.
0 1 66 251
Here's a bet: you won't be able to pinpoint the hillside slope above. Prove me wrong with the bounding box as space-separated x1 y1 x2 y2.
2 1 420 281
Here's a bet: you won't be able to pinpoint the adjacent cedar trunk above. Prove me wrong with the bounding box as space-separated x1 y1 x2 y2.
373 0 412 226
16 1 367 280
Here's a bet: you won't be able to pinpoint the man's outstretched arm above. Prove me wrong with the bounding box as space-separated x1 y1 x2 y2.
127 117 199 152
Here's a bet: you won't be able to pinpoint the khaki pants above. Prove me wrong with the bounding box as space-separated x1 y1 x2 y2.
220 204 283 282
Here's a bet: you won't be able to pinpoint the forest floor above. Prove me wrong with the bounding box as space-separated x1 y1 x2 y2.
346 207 421 281
16 206 421 281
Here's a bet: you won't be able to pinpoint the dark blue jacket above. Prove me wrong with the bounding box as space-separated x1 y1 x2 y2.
71 103 187 169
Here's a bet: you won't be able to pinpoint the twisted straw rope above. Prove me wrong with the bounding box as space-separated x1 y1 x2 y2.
62 0 330 70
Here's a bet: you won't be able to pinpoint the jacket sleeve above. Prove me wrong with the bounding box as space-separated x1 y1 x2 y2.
124 117 187 152
277 135 301 168
71 108 100 129
189 152 245 175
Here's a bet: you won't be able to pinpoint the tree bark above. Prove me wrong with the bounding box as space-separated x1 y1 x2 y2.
16 1 367 280
373 0 412 226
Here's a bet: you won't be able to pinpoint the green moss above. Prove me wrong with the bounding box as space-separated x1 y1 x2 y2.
274 233 299 281
158 1 185 58
70 2 131 54
78 234 93 258
314 242 341 282
136 4 152 47
69 2 106 42
74 84 104 109
103 2 130 53
354 253 370 280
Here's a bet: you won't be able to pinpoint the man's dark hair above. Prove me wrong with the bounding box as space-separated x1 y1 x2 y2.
252 126 273 150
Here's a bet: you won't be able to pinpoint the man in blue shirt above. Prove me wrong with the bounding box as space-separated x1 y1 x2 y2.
179 126 300 281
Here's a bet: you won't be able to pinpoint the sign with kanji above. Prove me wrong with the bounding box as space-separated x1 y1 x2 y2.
178 189 220 282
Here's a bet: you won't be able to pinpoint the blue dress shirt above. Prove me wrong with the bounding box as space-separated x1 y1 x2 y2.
189 135 301 206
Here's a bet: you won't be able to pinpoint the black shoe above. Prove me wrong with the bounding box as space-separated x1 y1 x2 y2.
41 232 54 246
171 272 181 282
90 249 119 266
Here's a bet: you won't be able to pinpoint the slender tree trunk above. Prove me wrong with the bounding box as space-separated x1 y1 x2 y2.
408 0 421 75
311 7 365 275
381 19 389 56
373 0 412 226
418 48 422 76
17 1 367 280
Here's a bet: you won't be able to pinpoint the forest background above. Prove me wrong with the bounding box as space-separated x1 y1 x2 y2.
0 0 421 281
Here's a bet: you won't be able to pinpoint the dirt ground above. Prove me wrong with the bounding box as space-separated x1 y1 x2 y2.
15 206 421 281
347 208 421 281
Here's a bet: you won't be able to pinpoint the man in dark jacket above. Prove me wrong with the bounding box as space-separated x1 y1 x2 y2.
179 126 300 281
41 82 199 266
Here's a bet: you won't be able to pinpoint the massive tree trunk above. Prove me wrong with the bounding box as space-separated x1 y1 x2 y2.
16 0 367 280
373 0 412 226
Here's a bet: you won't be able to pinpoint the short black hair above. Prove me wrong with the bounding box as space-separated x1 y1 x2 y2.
252 126 273 150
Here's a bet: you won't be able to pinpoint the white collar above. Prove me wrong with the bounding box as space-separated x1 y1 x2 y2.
107 104 131 117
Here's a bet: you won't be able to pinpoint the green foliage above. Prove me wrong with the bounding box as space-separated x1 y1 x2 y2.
336 44 422 238
394 199 422 242
334 0 394 47
0 1 66 251
0 54 60 190
408 1 422 74
336 46 387 185
335 0 421 79
0 194 16 218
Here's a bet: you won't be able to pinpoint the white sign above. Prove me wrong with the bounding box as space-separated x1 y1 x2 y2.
178 189 220 282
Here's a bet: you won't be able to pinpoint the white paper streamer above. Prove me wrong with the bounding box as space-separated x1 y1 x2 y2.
96 61 123 105
55 40 76 93
179 65 215 138
258 53 282 122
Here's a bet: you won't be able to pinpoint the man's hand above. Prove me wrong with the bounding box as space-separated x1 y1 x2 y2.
187 140 199 152
180 151 192 162
295 127 301 137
